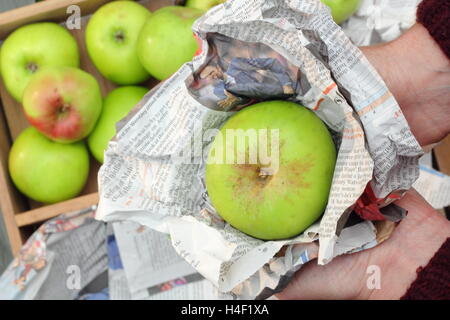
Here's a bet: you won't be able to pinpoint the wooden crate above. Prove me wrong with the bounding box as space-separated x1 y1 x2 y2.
434 135 450 176
433 135 450 219
0 0 180 256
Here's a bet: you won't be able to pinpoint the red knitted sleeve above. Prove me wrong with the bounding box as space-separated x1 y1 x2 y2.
400 238 450 300
416 0 450 59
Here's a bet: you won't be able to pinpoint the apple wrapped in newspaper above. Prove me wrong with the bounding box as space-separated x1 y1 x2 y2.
205 101 337 240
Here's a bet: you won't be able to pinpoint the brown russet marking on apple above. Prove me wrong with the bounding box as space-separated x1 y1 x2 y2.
233 163 274 195
278 156 314 193
230 155 314 214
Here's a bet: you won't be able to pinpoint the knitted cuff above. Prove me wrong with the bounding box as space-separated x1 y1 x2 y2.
401 238 450 300
417 0 450 60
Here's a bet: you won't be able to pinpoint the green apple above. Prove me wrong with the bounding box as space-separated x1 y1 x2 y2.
23 66 103 143
9 127 90 204
205 101 336 240
185 0 225 11
86 1 151 85
137 6 203 81
321 0 361 24
88 86 147 163
0 22 79 102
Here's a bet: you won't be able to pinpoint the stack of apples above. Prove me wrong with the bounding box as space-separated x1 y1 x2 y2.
1 21 98 204
0 1 211 204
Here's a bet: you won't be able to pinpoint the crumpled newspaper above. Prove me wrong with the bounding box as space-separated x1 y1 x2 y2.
0 206 107 300
96 0 423 299
413 165 450 209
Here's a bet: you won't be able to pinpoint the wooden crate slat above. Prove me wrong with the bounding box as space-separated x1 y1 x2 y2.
0 102 25 255
434 135 450 175
15 192 99 227
0 0 110 39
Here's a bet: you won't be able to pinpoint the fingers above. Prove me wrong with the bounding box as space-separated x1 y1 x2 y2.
276 250 370 300
276 188 446 300
275 258 323 300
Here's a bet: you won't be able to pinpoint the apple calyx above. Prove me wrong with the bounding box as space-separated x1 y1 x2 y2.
258 167 275 178
256 166 274 189
56 103 71 120
237 164 274 187
26 62 39 73
114 30 125 43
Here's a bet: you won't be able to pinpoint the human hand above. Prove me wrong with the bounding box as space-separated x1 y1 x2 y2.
277 189 450 299
277 23 450 300
361 24 450 147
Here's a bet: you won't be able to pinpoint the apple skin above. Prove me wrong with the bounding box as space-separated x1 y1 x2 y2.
88 86 147 163
9 127 90 204
22 66 103 143
205 101 336 240
85 1 151 85
137 6 203 81
0 22 79 102
185 0 225 11
321 0 361 24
